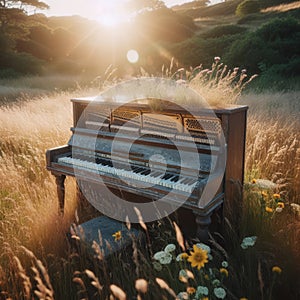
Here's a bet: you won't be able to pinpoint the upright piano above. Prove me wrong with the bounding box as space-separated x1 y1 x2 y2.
46 96 248 239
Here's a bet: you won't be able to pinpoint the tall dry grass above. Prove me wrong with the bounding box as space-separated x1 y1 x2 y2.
242 91 300 202
0 79 299 298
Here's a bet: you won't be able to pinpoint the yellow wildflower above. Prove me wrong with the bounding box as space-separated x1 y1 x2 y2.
251 179 257 184
220 268 229 277
277 202 284 208
265 207 273 213
202 298 209 300
272 266 282 274
273 193 281 199
261 191 268 198
240 298 248 300
181 253 189 259
187 245 208 270
112 230 122 241
186 287 196 294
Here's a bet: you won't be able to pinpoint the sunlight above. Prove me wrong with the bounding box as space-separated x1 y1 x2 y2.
99 13 122 27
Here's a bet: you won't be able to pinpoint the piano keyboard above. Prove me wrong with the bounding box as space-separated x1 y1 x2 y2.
57 156 198 193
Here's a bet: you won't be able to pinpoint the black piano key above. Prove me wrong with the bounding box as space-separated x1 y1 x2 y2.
141 169 151 175
169 175 178 182
162 174 172 180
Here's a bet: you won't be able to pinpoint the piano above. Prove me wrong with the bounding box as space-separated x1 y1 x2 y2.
46 96 248 240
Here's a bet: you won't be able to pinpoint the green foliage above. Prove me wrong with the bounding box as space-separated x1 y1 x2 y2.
200 24 248 39
0 52 44 75
236 0 260 17
170 34 243 68
225 17 300 75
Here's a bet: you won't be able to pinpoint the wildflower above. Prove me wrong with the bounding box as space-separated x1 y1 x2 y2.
164 243 176 253
272 266 282 274
241 236 257 249
214 287 226 299
277 202 284 208
153 251 166 260
159 252 172 265
176 252 188 261
256 179 276 189
177 292 189 300
214 56 221 62
112 230 122 241
187 244 208 270
196 243 211 254
240 298 248 300
220 268 229 277
179 269 188 283
251 178 257 184
212 279 220 287
275 207 283 213
265 206 273 213
273 193 281 199
186 286 196 294
221 261 228 268
195 285 209 298
261 191 268 198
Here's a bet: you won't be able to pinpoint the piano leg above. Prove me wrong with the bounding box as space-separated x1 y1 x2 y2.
54 173 66 214
194 213 212 241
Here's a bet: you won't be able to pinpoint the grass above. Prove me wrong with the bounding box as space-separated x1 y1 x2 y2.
0 74 299 299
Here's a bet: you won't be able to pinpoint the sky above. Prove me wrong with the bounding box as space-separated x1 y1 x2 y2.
43 0 195 22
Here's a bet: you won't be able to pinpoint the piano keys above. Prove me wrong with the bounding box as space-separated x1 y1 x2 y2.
46 96 248 240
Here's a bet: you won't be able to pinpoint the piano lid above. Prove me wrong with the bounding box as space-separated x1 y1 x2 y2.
71 96 248 115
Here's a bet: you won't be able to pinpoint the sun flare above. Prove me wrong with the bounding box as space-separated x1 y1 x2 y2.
99 13 122 27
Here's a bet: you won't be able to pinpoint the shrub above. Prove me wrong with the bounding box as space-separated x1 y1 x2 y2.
200 24 248 38
0 52 44 75
236 0 260 17
224 17 300 74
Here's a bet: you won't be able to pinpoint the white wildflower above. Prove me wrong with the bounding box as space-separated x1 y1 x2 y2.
275 207 283 213
164 243 176 253
153 251 166 260
221 261 228 268
159 252 172 265
177 292 189 300
214 287 226 299
195 285 209 297
176 254 183 261
241 236 257 249
212 279 220 287
255 179 277 189
196 243 211 254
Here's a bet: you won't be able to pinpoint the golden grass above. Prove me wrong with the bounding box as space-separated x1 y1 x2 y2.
261 0 300 13
241 91 300 202
0 85 299 298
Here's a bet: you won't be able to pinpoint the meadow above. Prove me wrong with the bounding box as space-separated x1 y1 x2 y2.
0 69 299 299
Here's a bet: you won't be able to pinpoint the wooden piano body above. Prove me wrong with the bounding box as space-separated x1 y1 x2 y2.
46 96 248 239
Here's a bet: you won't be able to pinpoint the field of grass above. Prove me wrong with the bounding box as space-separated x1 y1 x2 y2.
0 73 299 299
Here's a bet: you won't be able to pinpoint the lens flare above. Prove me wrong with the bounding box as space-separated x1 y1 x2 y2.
127 49 139 63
